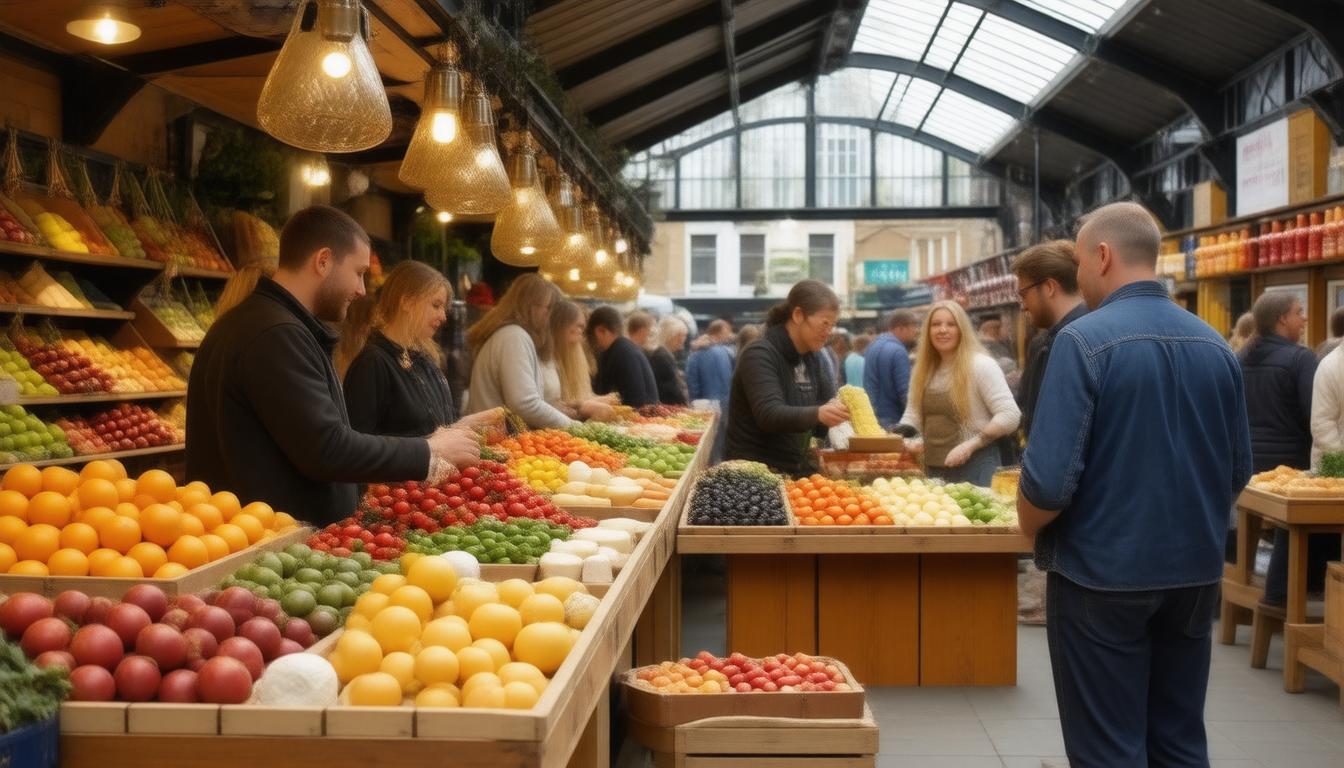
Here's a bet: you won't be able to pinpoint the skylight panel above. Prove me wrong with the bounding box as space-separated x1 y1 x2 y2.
852 0 949 60
1014 0 1130 33
814 68 897 118
919 90 1017 154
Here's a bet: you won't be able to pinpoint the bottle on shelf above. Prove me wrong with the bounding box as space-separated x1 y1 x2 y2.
1257 223 1271 267
1325 207 1340 262
1309 211 1324 261
1269 220 1283 265
1295 213 1309 263
1240 227 1253 271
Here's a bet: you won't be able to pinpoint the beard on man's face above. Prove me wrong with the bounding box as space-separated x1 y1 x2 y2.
314 276 351 323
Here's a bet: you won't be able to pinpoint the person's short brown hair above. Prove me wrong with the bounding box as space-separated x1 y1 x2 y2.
1012 240 1078 294
706 319 731 336
626 311 654 338
1253 291 1299 338
1330 307 1344 338
887 309 918 330
278 205 369 270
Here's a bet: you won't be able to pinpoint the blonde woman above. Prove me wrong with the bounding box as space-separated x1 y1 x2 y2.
215 263 275 318
1229 312 1255 354
900 300 1020 486
649 315 690 405
341 261 465 437
541 300 616 421
464 273 574 428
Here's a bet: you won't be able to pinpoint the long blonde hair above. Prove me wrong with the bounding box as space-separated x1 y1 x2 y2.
466 272 559 357
909 301 984 421
335 260 449 376
215 263 275 317
547 300 595 402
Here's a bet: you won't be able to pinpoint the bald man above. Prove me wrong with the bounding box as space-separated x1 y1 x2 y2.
1017 202 1252 766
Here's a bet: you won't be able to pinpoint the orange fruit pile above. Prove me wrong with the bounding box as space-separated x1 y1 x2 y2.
496 430 625 470
0 460 298 578
786 475 892 526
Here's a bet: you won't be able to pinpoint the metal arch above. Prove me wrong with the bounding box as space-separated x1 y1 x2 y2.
956 0 1222 137
1245 1 1344 73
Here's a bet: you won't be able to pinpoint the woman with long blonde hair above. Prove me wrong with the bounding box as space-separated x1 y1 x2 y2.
900 300 1020 486
340 260 462 437
464 273 573 428
215 263 275 318
540 300 616 420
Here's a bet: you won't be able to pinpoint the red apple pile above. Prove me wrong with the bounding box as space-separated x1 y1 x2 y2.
0 584 316 703
14 337 112 394
635 651 853 694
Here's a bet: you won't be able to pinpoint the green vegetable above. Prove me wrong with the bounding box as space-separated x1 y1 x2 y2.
1320 452 1344 478
0 638 69 734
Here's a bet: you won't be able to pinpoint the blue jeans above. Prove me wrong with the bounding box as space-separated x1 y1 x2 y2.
929 445 999 487
1046 572 1218 767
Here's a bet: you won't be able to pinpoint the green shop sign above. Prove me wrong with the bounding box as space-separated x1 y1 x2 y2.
863 260 910 286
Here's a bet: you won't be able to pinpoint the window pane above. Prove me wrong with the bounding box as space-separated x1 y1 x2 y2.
920 90 1017 154
815 69 896 119
875 133 944 206
691 234 717 286
816 123 871 207
740 82 807 122
679 137 736 209
946 156 1002 205
740 234 765 287
808 234 835 282
882 75 942 127
741 122 806 208
1014 0 1129 33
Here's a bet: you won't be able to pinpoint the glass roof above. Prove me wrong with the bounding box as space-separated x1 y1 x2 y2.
851 0 1129 153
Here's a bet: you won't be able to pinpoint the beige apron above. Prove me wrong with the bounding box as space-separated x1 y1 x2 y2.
922 387 961 468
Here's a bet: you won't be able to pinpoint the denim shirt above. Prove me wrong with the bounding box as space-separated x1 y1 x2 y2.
1021 281 1253 591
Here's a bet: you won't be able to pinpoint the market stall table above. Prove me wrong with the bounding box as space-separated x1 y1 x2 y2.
676 518 1029 686
1221 487 1344 691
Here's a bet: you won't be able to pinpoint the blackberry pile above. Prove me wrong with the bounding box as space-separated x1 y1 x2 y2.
688 463 789 526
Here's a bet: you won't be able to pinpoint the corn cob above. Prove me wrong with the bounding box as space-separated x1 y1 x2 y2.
838 385 883 436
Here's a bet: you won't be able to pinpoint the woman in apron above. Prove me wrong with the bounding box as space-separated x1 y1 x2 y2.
899 301 1020 487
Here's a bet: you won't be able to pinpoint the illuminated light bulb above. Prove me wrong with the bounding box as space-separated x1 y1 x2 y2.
490 133 560 267
520 246 537 256
321 50 352 78
594 248 609 266
67 2 141 45
430 111 457 143
94 17 118 43
568 268 581 281
586 281 598 291
476 148 497 169
436 211 453 223
615 237 629 255
568 233 584 247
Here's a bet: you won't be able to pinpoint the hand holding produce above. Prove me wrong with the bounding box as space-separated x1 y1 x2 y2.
837 385 883 436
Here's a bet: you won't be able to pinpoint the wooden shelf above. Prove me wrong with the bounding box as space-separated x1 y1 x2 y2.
0 304 135 320
0 240 163 272
15 390 186 406
1164 191 1344 240
0 443 183 471
172 266 235 280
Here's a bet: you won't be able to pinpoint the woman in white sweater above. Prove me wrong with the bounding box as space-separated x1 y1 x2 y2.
900 301 1020 486
1310 344 1344 468
464 274 576 429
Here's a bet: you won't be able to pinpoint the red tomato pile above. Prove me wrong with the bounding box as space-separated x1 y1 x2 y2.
635 651 853 693
308 461 596 559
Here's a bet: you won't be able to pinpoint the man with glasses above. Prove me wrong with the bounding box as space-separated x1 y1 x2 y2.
1011 240 1088 437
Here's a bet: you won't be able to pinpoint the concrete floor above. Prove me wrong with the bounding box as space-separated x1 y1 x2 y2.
622 557 1344 768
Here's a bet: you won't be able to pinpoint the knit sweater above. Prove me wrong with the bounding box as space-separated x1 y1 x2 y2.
465 324 574 429
898 352 1021 442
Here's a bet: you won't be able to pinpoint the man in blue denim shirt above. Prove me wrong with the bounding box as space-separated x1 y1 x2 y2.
1018 202 1253 767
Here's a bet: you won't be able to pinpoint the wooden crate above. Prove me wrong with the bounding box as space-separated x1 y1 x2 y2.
620 658 864 726
1237 487 1344 525
626 703 878 768
0 526 310 598
678 481 797 536
1327 562 1344 658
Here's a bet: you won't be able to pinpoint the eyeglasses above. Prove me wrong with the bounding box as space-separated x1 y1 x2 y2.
1016 280 1047 300
806 316 837 334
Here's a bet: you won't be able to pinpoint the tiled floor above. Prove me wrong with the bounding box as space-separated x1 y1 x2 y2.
626 557 1344 768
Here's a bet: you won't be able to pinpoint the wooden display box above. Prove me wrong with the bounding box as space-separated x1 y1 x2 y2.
620 658 864 727
677 481 796 535
1238 487 1344 524
0 526 310 598
129 297 201 348
626 704 879 768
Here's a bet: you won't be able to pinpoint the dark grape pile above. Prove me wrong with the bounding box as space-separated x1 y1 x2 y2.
688 464 789 526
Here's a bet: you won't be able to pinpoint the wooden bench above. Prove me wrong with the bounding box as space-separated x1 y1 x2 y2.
626 705 879 767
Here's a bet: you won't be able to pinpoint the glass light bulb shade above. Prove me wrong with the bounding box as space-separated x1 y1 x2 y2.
436 210 453 223
67 3 141 44
615 236 629 255
584 205 617 277
548 173 577 218
540 224 589 274
424 86 510 215
257 0 391 152
568 268 581 281
399 64 463 190
491 143 562 267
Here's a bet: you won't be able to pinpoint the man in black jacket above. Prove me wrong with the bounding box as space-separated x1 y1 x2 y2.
587 306 659 408
1012 240 1088 438
1239 290 1333 609
187 206 478 526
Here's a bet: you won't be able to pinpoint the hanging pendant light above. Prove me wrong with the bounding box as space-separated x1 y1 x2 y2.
257 0 391 152
67 1 141 45
490 133 562 267
425 83 510 215
399 62 463 190
540 173 589 274
585 204 616 278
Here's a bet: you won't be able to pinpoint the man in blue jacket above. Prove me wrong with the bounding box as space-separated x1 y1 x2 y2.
1018 202 1253 766
863 309 919 429
686 319 735 407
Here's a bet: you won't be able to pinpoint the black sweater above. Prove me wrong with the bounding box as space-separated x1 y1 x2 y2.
1239 333 1317 471
648 347 689 406
594 336 659 408
725 323 834 476
344 331 457 438
186 278 430 527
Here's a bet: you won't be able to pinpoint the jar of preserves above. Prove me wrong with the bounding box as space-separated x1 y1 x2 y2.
1326 207 1341 261
1269 220 1283 265
1296 213 1309 262
1240 227 1253 270
1310 211 1324 260
1258 223 1271 266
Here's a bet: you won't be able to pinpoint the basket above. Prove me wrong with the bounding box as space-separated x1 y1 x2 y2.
0 715 59 768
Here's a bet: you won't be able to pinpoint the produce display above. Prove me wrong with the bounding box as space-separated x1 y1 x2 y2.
17 197 117 257
18 263 84 309
866 476 1016 527
816 450 922 480
0 193 41 245
0 347 59 397
87 205 147 261
837 385 883 437
325 557 591 708
567 422 695 478
219 544 397 638
12 327 113 394
404 518 573 565
632 651 853 694
1 584 316 704
0 461 297 577
509 453 568 494
786 475 892 526
0 404 71 463
140 294 207 343
59 332 186 393
496 430 625 470
0 272 35 304
54 403 183 455
1248 465 1344 497
30 209 90 254
168 350 194 378
552 461 672 509
688 461 789 526
0 634 69 729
